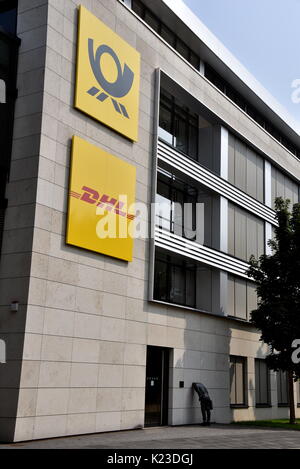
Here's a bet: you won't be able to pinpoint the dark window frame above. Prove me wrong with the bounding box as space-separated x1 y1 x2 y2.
154 252 197 309
0 0 18 36
159 90 199 161
0 18 20 259
230 355 248 408
156 170 198 241
204 63 300 160
277 370 289 407
228 202 265 263
255 359 271 407
130 0 200 71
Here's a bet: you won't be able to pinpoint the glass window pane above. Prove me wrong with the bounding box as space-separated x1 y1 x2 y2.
186 268 196 307
235 207 247 261
173 196 183 237
132 0 144 18
247 282 257 319
156 193 171 231
159 103 173 145
229 134 264 202
228 204 235 256
246 213 257 260
188 123 198 160
0 79 5 103
277 370 289 404
229 203 264 261
285 177 298 205
0 37 10 68
235 278 247 320
170 265 185 304
161 24 176 48
183 200 196 240
235 360 244 404
0 5 17 35
228 275 235 316
228 134 235 186
144 10 160 33
235 140 247 193
230 357 246 405
256 155 264 203
260 362 269 404
257 219 265 258
276 170 285 200
197 266 212 311
190 51 200 70
255 360 260 404
175 115 188 154
154 253 214 310
154 259 168 302
230 360 236 404
246 148 257 200
176 39 190 61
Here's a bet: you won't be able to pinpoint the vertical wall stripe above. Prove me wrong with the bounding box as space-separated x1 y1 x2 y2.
264 160 272 208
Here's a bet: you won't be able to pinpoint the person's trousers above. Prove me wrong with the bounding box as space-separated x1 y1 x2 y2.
200 402 211 423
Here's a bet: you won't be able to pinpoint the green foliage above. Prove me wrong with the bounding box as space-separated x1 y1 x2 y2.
247 197 300 379
233 419 300 430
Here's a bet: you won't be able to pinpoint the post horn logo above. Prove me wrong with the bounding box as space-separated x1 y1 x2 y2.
87 39 134 119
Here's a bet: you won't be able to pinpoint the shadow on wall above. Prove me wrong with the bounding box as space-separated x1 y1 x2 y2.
228 324 292 423
0 308 28 442
162 306 233 426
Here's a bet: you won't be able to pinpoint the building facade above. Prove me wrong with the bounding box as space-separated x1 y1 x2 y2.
0 0 300 442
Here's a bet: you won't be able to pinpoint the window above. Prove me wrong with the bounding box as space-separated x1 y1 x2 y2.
156 170 198 240
277 370 289 406
131 0 144 18
255 359 271 407
0 0 17 36
271 166 299 209
144 9 160 33
228 203 264 262
0 78 5 103
0 196 6 256
227 275 257 321
230 356 247 407
204 64 300 160
161 24 175 48
130 0 200 71
154 251 196 308
228 134 264 203
176 38 189 61
154 250 215 311
156 168 217 246
205 64 225 93
159 90 199 160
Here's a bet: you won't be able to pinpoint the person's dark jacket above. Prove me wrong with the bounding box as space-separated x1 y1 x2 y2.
193 383 213 409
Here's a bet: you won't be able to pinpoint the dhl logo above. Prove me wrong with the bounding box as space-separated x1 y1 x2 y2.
70 186 135 220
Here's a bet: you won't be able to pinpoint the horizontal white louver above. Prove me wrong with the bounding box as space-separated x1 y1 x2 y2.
158 140 277 226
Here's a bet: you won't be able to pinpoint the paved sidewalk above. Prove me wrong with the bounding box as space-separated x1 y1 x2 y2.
1 424 300 449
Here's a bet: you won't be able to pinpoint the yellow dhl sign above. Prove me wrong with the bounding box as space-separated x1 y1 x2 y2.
66 136 136 261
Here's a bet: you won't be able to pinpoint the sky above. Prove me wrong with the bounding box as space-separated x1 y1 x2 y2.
183 0 300 131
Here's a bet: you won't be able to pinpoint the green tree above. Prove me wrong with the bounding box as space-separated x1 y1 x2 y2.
247 197 300 424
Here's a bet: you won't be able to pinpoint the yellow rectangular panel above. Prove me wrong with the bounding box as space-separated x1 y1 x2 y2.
66 136 136 262
75 5 141 141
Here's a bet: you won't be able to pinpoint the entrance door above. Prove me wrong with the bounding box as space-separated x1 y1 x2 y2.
145 346 169 427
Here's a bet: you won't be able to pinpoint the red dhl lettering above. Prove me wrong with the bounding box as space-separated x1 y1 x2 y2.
70 186 135 220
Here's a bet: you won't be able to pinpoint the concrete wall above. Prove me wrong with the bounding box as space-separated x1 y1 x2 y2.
0 0 48 442
0 0 299 442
